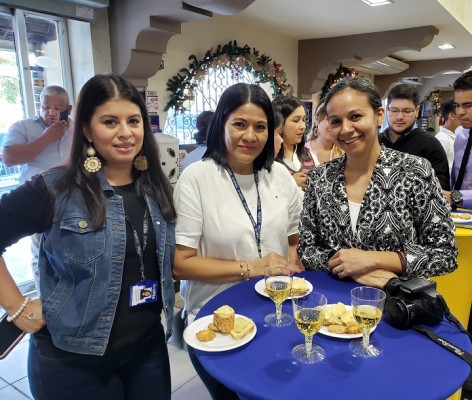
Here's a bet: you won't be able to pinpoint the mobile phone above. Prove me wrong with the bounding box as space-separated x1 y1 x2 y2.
0 312 26 359
59 108 69 121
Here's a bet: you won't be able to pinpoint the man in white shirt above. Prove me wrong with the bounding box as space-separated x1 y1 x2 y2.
436 99 461 172
2 85 72 292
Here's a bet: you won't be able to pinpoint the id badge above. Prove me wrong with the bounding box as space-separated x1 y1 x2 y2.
129 279 158 307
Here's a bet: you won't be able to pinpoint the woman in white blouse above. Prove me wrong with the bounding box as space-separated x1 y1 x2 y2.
173 83 303 400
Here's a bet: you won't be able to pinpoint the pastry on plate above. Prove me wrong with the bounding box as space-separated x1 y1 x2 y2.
213 305 235 333
230 317 255 340
291 278 310 296
196 329 217 342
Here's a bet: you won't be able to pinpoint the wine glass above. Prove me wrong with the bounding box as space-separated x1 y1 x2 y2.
349 286 386 358
264 265 294 327
291 291 327 364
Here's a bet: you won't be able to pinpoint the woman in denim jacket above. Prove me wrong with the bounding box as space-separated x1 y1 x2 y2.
0 74 176 399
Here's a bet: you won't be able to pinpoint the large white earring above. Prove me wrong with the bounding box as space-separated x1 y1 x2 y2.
84 143 101 173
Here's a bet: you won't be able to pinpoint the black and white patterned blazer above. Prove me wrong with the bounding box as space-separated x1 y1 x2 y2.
298 147 457 277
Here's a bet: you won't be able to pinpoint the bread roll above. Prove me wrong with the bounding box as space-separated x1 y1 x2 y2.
213 305 235 333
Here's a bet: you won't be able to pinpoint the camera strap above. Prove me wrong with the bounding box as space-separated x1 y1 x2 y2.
412 325 472 367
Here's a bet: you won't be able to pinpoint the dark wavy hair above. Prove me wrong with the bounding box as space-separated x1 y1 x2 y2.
439 99 456 121
453 70 472 91
203 83 274 172
387 83 419 107
57 73 176 228
272 95 309 162
325 76 382 112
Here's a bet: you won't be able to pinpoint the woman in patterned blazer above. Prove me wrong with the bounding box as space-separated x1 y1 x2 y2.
298 77 457 288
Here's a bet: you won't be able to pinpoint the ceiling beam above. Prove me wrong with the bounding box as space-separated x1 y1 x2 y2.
375 57 472 98
298 26 439 99
108 0 254 88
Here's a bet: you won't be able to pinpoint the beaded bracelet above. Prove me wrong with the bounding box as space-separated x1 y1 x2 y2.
239 260 251 281
239 260 246 281
245 261 251 280
7 296 30 322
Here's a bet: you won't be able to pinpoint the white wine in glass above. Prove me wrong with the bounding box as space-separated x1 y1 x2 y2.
349 286 386 358
264 265 293 327
292 291 327 364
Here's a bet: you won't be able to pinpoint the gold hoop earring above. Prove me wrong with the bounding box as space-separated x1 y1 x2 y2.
84 144 101 173
133 155 148 171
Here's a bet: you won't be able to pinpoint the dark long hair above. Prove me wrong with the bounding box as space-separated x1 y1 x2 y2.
203 83 274 172
57 73 176 228
272 95 310 162
325 76 382 112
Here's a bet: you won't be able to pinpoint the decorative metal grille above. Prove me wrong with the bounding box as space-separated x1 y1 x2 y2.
164 67 272 144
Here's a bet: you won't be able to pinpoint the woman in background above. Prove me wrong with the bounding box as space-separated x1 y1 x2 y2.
173 83 302 399
305 101 343 165
181 110 214 171
0 74 176 399
298 77 457 288
273 109 284 155
273 95 314 191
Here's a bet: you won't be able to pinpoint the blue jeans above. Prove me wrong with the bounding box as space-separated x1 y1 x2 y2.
28 325 171 400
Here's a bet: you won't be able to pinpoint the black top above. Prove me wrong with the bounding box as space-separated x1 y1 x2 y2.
107 182 162 351
0 177 162 352
379 127 450 190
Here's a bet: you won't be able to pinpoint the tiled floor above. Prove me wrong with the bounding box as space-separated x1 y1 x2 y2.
0 294 211 399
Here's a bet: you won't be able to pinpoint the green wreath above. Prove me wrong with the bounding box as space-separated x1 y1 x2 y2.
164 40 293 112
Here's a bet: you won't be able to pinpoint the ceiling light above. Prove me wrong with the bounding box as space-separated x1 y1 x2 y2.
360 0 394 6
438 43 455 50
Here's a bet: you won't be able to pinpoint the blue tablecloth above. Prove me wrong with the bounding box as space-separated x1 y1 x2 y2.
195 271 472 400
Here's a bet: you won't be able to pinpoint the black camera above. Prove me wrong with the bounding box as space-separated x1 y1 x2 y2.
384 277 445 329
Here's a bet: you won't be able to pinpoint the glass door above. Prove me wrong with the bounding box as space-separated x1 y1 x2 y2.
0 8 73 295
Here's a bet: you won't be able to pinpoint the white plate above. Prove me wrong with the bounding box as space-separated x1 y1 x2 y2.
450 213 472 224
254 277 313 300
318 305 377 339
183 314 257 352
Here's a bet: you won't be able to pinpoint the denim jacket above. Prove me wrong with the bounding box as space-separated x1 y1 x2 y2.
40 170 175 356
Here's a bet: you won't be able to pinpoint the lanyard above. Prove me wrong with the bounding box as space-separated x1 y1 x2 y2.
225 166 262 258
125 208 149 281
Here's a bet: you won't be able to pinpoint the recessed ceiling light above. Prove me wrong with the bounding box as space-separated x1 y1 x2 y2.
360 0 394 6
438 43 455 50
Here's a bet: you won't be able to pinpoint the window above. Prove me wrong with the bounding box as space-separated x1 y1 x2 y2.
165 67 274 144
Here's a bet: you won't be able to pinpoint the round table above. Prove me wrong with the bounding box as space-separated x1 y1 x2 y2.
195 271 472 400
433 227 472 328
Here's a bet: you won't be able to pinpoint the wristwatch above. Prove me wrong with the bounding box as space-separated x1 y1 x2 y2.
450 190 463 208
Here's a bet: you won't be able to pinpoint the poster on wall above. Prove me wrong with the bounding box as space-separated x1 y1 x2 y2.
146 91 159 116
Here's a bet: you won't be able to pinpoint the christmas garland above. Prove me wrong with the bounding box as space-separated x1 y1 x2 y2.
164 40 293 112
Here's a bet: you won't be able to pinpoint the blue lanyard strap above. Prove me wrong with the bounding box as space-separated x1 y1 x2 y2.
125 208 149 281
225 166 262 258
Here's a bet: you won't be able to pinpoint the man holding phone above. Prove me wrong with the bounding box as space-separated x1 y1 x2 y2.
1 85 73 292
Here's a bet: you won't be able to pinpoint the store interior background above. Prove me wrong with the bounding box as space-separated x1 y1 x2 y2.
0 0 471 398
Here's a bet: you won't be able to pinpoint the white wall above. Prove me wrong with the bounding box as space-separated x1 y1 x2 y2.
147 13 298 129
